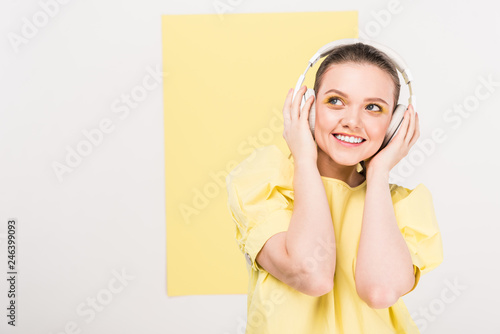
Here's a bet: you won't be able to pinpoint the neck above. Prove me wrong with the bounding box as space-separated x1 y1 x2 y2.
316 147 365 187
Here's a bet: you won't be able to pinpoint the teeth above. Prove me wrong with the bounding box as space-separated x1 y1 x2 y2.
335 134 363 144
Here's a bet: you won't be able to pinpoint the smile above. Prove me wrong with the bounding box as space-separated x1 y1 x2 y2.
333 134 365 144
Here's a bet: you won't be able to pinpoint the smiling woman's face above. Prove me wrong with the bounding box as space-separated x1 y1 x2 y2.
314 62 396 168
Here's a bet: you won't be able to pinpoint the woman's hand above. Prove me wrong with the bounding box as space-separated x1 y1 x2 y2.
282 85 317 165
364 104 420 176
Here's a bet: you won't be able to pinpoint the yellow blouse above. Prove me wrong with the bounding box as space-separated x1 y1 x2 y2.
225 145 444 334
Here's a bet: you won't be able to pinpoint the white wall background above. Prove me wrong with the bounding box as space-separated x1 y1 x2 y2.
0 0 498 333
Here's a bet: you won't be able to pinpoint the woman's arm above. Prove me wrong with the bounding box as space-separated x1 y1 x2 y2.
256 86 336 297
288 159 336 293
355 105 420 308
355 168 415 308
256 159 336 297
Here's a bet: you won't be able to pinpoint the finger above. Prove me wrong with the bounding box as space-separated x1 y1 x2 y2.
404 104 416 145
282 88 294 137
392 107 411 143
300 94 315 121
291 85 307 120
408 112 420 147
409 109 420 146
283 88 294 121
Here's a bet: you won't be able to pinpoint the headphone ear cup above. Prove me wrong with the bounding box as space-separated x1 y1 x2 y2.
302 88 316 139
382 104 406 149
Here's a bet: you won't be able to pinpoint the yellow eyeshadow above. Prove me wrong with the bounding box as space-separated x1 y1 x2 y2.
322 95 388 113
322 95 343 105
376 105 389 113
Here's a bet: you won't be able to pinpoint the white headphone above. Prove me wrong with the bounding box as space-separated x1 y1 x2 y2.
292 38 415 149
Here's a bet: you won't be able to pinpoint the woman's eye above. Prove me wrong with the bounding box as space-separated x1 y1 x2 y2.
327 97 342 106
366 104 382 112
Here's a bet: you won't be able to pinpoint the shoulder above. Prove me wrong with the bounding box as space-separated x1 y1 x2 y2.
389 183 433 206
389 183 443 275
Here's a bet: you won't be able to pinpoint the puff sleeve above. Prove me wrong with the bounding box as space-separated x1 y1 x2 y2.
225 145 295 272
390 184 444 296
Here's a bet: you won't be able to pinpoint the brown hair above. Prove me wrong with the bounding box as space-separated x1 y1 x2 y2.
313 42 401 109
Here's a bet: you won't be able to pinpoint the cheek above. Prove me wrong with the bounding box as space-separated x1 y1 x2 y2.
315 108 338 129
365 117 391 140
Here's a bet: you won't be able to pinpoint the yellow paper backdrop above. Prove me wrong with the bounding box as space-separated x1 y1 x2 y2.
163 11 358 296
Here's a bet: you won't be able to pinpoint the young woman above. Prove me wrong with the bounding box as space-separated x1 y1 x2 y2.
226 42 444 333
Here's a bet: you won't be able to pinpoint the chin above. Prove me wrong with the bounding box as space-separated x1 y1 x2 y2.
318 148 361 167
332 155 363 167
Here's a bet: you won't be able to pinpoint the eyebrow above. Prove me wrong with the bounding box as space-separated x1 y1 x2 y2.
323 88 389 106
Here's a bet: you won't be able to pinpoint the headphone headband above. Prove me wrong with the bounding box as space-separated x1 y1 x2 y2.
292 38 416 111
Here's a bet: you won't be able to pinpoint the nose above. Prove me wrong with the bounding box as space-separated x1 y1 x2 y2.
340 106 362 129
